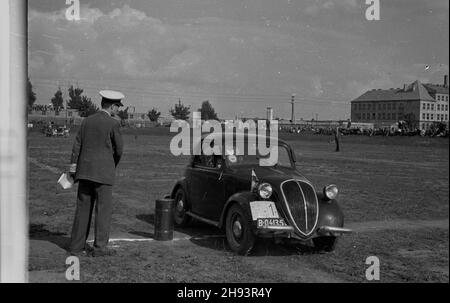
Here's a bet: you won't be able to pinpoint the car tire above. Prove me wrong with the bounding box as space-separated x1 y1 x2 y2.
173 188 192 227
313 236 337 252
225 204 255 255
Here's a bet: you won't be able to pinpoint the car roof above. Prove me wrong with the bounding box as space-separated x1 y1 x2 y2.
200 132 287 145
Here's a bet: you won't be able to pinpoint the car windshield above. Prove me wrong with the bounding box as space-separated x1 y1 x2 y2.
225 143 292 168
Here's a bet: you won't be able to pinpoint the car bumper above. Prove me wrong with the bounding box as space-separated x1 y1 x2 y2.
317 226 352 236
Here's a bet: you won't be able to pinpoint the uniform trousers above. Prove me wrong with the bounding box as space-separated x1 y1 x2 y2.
69 179 113 252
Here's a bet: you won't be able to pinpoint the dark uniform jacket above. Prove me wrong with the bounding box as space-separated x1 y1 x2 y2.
71 111 123 185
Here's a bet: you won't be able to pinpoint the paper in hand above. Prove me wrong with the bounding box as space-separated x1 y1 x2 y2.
57 173 74 190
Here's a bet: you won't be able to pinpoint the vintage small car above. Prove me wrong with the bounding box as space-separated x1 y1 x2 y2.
169 133 351 255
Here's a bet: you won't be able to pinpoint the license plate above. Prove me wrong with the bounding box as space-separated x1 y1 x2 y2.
249 201 279 220
257 218 288 228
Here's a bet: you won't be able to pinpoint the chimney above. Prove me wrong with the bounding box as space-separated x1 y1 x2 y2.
403 84 407 91
444 75 448 87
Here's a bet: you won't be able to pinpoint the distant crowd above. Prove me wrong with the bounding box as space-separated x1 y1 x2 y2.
280 124 449 138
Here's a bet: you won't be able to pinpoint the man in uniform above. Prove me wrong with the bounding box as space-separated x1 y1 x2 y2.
68 90 124 256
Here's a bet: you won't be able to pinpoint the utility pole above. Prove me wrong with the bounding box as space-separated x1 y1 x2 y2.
291 94 295 124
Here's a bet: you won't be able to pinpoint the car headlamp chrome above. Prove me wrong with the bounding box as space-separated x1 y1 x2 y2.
323 184 338 200
258 183 273 199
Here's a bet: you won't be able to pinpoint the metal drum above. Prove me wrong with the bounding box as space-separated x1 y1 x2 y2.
154 198 175 241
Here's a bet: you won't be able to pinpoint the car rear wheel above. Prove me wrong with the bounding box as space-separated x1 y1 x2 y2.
173 188 192 227
313 236 337 252
225 204 255 255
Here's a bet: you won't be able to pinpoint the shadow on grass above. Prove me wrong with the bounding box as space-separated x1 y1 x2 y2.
135 213 220 238
29 223 70 251
135 213 318 256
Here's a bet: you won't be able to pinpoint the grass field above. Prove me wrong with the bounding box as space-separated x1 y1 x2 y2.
27 127 449 282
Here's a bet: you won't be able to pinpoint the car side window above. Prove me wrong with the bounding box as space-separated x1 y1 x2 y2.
193 154 223 169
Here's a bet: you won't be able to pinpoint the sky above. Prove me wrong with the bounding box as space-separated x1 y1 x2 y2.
28 0 449 120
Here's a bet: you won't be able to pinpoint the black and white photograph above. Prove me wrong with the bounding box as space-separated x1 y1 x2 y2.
0 0 448 287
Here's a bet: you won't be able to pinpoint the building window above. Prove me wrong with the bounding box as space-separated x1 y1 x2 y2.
383 103 386 110
437 104 440 111
422 113 425 120
378 113 381 119
446 115 448 120
437 96 441 101
427 113 429 120
427 103 430 110
387 113 391 120
129 114 134 119
437 114 440 120
372 113 376 119
387 103 391 110
431 114 434 120
367 104 371 110
382 113 386 120
431 104 434 110
393 103 396 110
422 103 426 110
446 105 449 111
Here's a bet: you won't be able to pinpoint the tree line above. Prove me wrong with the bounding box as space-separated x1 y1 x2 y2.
28 79 220 122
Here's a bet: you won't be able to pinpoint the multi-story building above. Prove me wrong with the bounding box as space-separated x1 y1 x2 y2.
350 76 449 129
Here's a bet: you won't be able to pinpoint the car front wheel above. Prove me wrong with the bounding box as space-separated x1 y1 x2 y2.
225 204 255 255
173 188 192 227
313 236 337 252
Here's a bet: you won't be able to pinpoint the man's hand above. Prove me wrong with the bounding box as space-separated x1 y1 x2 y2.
68 163 77 179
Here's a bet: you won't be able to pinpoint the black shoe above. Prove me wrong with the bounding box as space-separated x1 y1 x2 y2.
84 243 94 253
92 247 117 257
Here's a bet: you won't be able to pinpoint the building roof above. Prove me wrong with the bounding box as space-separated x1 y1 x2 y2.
351 81 436 103
423 83 449 95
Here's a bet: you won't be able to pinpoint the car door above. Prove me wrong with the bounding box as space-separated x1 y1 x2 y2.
189 155 225 221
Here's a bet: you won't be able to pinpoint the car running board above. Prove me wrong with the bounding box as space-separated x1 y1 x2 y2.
186 211 220 227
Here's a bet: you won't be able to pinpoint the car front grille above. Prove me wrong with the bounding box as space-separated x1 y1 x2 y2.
280 180 319 236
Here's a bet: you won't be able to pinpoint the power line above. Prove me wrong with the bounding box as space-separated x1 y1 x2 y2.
31 77 350 104
32 81 349 110
35 78 348 102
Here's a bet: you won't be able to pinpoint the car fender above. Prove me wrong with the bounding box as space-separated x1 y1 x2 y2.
218 191 256 229
316 192 345 228
170 178 189 201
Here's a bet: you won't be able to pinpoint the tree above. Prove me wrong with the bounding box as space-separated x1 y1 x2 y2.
147 108 161 122
27 77 36 110
199 100 218 120
51 87 64 111
78 96 98 117
170 99 190 120
67 85 84 110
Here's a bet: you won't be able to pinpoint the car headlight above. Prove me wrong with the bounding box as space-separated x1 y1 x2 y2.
323 184 338 200
258 183 273 199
